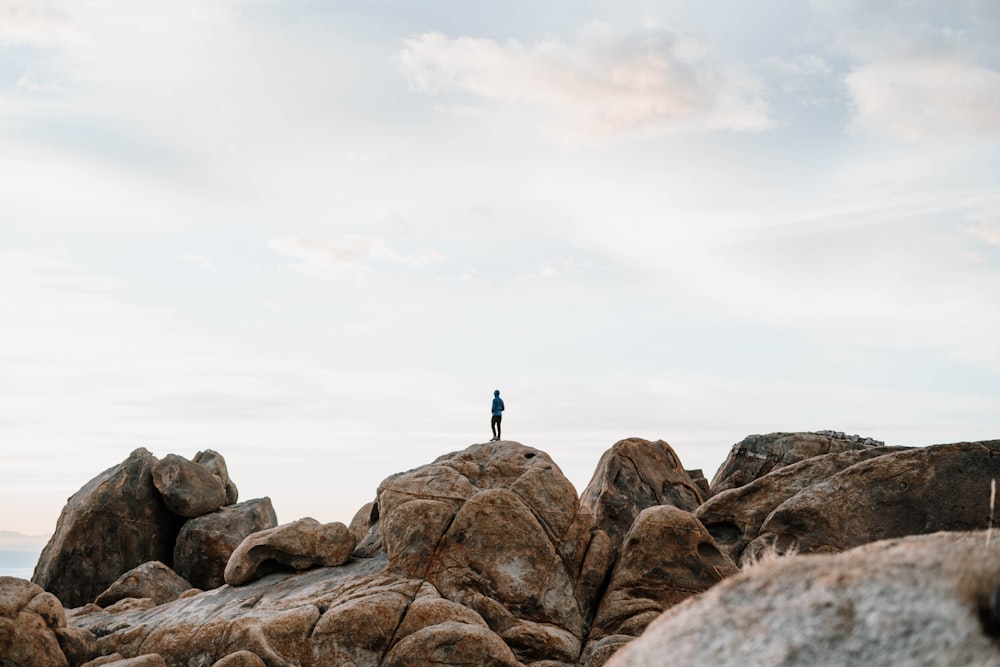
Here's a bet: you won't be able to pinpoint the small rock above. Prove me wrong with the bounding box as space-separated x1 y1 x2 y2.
151 453 227 519
224 518 356 586
96 561 192 608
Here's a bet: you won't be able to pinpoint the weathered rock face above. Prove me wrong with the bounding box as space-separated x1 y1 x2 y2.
0 576 96 667
578 438 704 569
745 440 1000 559
224 518 357 586
173 498 277 590
696 446 910 563
587 506 736 644
379 441 592 664
710 431 885 494
151 454 227 519
191 450 239 506
33 448 184 608
605 531 1000 667
95 562 193 608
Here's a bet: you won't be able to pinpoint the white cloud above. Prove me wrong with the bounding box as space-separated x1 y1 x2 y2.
964 205 1000 247
0 1 87 47
846 57 1000 140
398 23 772 143
267 235 442 281
177 252 218 273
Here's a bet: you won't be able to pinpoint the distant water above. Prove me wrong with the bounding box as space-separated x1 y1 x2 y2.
0 550 39 580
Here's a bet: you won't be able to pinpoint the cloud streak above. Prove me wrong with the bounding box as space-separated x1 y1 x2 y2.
398 23 772 143
267 235 442 281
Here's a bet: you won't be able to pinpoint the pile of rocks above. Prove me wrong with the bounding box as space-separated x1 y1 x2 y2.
4 431 1000 667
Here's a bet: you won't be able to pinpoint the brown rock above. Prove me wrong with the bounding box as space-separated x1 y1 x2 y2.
104 598 157 614
173 498 278 590
696 446 910 563
578 438 704 569
224 518 356 586
745 440 1000 559
95 562 192 608
151 453 227 519
349 501 383 558
81 654 126 667
56 626 98 667
378 441 588 662
192 449 239 505
0 576 70 667
606 531 1000 667
95 656 166 667
210 651 266 667
32 448 183 608
587 505 737 647
709 431 884 494
381 621 523 667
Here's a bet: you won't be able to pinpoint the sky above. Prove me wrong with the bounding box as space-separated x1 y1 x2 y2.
1 0 998 536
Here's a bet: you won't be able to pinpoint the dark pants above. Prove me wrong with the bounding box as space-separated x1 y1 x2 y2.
491 415 502 440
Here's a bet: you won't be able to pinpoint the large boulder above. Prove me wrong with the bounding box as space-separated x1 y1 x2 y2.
224 518 356 586
586 505 737 652
696 446 910 563
95 562 193 608
578 438 704 569
710 431 885 494
174 498 277 590
745 440 1000 559
378 440 592 664
605 531 1000 667
33 448 184 608
151 454 227 519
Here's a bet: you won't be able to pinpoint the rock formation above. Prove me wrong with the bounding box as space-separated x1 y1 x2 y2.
710 430 885 494
32 449 184 608
15 432 1000 667
151 454 228 519
605 531 1000 667
95 562 193 608
0 576 96 667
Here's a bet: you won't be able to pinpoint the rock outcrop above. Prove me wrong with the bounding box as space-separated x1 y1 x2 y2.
710 431 885 494
23 433 1000 667
32 449 184 608
696 446 910 563
744 440 1000 559
605 531 1000 667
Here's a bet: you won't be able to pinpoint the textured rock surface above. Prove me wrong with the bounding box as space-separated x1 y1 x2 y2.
586 506 736 646
173 498 277 590
33 448 184 608
0 576 69 667
710 431 885 494
745 440 1000 558
224 517 357 586
151 454 227 519
697 446 910 563
191 450 239 506
95 562 192 608
606 531 1000 667
578 438 704 569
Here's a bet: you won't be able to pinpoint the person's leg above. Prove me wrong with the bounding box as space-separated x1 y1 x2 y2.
496 415 502 441
491 415 499 440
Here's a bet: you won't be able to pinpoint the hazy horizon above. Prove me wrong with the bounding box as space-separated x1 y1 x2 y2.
3 1 998 536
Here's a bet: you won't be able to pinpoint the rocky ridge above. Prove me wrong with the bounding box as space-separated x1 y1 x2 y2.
2 431 999 666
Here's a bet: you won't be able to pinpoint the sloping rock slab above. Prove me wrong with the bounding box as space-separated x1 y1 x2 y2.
605 531 1000 667
696 446 910 563
746 440 1000 558
710 431 885 494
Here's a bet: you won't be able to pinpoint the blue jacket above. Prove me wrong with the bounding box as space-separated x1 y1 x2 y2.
492 393 505 416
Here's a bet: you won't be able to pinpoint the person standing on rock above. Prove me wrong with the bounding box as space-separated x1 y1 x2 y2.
490 390 505 441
